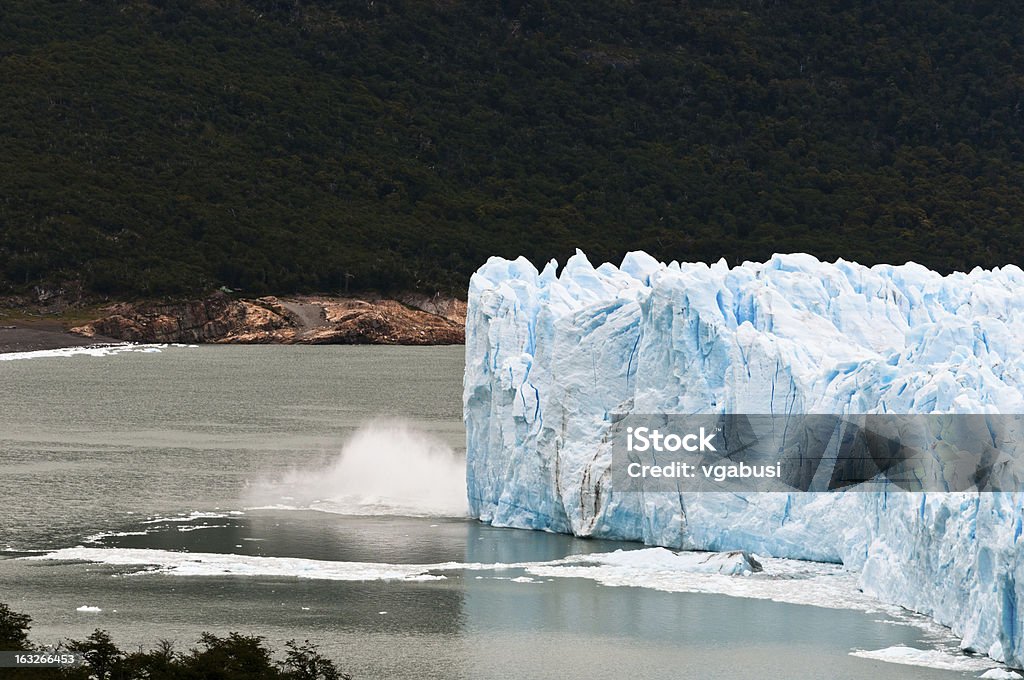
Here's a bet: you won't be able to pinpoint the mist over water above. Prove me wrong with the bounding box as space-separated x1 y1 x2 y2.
247 420 468 517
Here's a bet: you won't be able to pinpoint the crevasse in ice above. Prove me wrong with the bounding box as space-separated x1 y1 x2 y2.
464 251 1024 667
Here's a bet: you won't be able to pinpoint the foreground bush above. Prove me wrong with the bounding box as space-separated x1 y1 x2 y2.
0 602 348 680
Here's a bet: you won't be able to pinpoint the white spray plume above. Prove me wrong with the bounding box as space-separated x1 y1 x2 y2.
249 420 467 517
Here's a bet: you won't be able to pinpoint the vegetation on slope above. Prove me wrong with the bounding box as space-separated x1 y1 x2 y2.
2 0 1023 298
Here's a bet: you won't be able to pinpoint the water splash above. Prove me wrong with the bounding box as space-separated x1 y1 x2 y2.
248 420 467 517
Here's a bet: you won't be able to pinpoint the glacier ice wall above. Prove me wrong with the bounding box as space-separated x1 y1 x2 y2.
464 251 1024 667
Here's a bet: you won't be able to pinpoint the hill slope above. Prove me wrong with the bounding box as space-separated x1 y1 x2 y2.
2 0 1023 298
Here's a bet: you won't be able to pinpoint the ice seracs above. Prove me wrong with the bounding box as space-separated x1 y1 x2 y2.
464 250 1024 668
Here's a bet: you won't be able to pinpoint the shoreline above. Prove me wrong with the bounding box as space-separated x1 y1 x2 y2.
0 293 466 353
0 322 121 355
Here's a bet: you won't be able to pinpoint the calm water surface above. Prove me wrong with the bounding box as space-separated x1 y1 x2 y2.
0 346 992 679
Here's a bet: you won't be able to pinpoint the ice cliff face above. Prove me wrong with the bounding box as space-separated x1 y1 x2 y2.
464 251 1024 667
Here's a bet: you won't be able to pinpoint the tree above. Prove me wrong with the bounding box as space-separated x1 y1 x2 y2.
66 630 125 680
280 640 348 680
181 632 282 679
0 602 351 680
0 602 32 651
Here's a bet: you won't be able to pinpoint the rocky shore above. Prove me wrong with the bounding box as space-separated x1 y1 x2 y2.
0 322 120 354
67 293 466 345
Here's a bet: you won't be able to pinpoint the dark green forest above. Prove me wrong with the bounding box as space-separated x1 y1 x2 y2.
1 0 1023 298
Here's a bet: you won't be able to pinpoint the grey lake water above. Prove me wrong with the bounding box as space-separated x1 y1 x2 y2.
0 345 1000 679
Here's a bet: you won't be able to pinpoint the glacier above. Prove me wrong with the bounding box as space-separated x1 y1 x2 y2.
464 250 1024 668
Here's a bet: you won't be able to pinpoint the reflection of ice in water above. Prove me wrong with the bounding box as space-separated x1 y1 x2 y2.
248 420 467 517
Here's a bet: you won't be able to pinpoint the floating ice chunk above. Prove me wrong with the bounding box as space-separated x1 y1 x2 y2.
140 511 236 524
850 646 997 672
569 548 761 575
29 548 450 582
0 344 192 361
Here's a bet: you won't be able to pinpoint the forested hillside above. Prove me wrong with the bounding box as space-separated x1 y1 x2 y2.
2 0 1023 298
